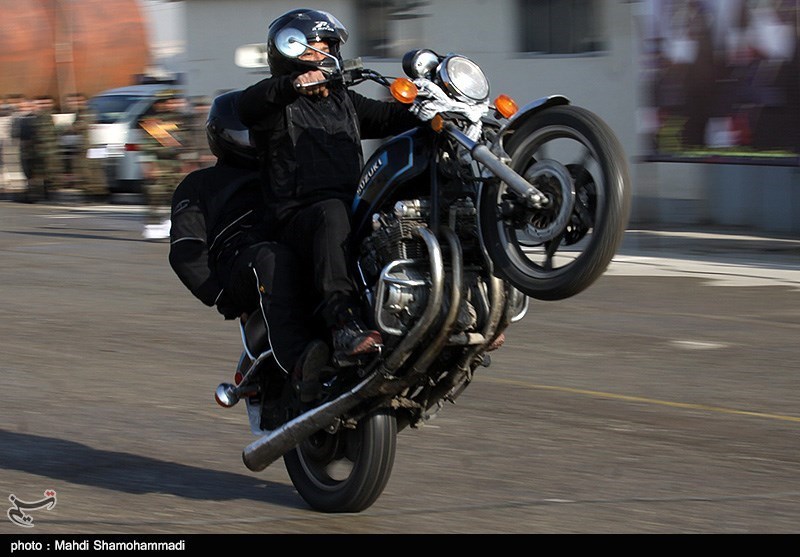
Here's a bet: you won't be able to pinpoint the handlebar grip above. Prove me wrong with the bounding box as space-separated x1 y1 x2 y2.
294 79 330 90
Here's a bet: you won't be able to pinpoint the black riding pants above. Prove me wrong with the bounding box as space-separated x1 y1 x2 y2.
222 241 316 373
276 198 358 328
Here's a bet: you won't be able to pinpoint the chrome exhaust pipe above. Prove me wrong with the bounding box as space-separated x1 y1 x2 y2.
405 226 463 377
380 227 444 372
243 371 388 471
242 226 446 472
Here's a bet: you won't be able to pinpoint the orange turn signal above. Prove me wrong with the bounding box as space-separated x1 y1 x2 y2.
431 114 444 132
494 94 519 119
390 77 418 104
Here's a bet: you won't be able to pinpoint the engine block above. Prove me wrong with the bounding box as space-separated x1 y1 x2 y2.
363 198 478 271
368 200 430 265
362 197 483 337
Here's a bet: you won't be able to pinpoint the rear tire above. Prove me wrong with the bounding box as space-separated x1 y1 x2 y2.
284 407 397 513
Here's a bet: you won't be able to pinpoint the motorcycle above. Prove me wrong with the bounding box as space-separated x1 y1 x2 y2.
215 32 632 513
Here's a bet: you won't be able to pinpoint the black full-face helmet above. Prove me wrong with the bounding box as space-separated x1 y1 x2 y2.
205 90 258 170
266 8 349 76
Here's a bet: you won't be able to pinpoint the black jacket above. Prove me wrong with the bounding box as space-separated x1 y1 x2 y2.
168 163 264 315
237 74 418 221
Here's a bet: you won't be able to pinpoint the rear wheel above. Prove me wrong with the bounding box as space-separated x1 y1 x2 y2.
284 407 397 513
480 105 631 300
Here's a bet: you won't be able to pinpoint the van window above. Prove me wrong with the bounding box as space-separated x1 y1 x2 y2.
88 94 148 124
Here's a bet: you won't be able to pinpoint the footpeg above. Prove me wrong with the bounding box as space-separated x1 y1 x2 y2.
332 345 383 368
215 383 239 407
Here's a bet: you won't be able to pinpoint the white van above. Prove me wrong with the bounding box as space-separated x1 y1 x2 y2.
88 84 185 193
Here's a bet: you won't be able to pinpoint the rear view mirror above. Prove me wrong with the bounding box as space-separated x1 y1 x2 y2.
274 28 307 58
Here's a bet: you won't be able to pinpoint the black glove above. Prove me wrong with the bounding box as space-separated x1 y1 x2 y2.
215 291 241 320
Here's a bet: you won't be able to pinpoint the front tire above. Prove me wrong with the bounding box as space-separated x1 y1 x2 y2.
284 407 397 513
480 105 631 300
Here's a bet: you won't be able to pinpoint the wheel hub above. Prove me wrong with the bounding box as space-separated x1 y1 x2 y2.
504 159 575 245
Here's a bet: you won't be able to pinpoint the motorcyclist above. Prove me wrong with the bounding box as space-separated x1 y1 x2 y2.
237 8 418 362
169 90 327 398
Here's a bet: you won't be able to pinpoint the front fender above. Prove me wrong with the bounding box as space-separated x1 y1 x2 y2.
491 94 570 153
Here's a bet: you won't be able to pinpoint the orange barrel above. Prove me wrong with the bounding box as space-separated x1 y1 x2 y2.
0 0 150 105
53 0 151 101
0 0 56 99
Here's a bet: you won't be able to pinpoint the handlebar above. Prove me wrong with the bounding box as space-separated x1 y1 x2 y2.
294 59 391 92
292 59 549 208
293 79 330 91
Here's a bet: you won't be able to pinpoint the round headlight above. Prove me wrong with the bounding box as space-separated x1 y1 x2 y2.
439 55 489 103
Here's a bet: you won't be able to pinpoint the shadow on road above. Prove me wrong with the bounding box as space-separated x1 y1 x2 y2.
6 230 145 243
0 430 303 509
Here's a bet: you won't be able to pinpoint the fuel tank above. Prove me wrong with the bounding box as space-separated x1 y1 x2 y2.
351 127 433 238
0 0 149 105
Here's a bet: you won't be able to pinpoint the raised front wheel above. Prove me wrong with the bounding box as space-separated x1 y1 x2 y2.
480 105 631 300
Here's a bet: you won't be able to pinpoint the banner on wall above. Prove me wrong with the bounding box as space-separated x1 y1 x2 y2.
637 0 799 165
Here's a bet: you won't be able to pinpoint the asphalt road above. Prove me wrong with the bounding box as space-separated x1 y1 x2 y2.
1 200 799 535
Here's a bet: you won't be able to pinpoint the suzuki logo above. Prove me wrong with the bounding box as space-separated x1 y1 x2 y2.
358 156 384 195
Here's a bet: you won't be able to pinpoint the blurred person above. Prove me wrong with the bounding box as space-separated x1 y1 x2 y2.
0 96 20 193
721 0 799 151
7 94 28 146
0 96 9 189
680 0 718 147
184 96 216 171
138 91 190 240
742 0 799 150
18 96 59 203
7 95 32 196
0 96 21 191
237 8 418 360
62 92 108 202
36 96 62 191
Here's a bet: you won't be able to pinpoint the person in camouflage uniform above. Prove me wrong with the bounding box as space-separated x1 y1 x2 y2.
138 91 190 239
13 97 35 200
183 96 216 172
63 92 108 202
19 96 60 203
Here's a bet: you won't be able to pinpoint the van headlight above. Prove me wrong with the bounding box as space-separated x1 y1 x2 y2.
439 55 489 103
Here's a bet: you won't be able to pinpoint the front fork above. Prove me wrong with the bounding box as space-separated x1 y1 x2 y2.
442 121 551 209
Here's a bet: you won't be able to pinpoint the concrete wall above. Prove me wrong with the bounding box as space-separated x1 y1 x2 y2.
180 0 800 235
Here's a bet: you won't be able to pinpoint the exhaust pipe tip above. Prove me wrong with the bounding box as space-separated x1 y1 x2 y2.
242 448 270 472
214 383 239 408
